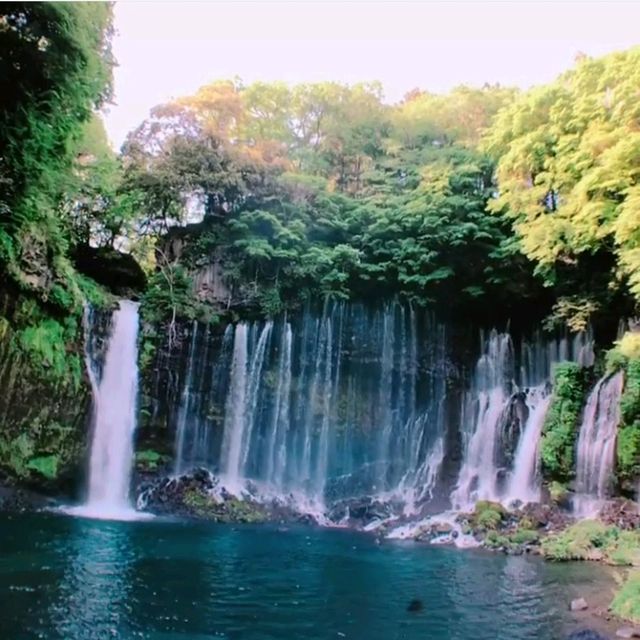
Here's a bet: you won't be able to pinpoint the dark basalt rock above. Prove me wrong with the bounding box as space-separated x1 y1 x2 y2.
73 245 146 295
599 498 640 530
326 495 397 527
407 599 423 613
517 501 571 532
0 484 57 512
496 391 529 470
137 468 305 524
414 521 456 543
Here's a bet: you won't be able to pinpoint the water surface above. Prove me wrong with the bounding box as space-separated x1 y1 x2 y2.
0 513 613 639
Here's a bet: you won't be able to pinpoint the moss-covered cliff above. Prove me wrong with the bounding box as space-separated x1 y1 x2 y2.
0 290 92 490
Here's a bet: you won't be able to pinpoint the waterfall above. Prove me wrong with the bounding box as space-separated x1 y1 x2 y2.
451 331 512 509
574 371 624 515
74 300 140 519
376 307 396 487
174 322 198 474
220 324 249 485
164 302 600 518
451 328 592 510
505 386 552 504
239 322 273 471
168 303 449 510
264 322 292 488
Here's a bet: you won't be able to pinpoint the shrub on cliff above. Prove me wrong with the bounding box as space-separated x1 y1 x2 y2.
611 353 640 484
539 363 590 482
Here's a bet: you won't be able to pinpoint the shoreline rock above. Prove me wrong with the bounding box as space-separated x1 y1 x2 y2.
0 483 60 512
137 468 313 524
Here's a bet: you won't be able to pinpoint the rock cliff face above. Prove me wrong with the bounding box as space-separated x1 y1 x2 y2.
0 291 92 492
73 245 147 296
191 257 232 307
161 222 234 310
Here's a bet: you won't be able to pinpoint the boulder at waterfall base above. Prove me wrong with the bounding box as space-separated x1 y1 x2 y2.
137 469 307 523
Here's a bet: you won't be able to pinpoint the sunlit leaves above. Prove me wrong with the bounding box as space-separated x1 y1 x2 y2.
486 46 640 304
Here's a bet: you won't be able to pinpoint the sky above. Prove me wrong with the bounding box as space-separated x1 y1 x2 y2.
104 1 640 149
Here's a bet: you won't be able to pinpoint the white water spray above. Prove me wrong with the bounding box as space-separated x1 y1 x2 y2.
70 300 141 520
574 371 624 516
451 332 512 509
505 386 552 504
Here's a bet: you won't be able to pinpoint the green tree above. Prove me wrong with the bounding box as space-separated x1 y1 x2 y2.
0 2 114 303
485 48 640 308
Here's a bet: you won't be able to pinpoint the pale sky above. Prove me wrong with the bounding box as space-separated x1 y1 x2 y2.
104 1 640 149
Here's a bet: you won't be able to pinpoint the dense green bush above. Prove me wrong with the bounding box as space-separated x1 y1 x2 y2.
509 529 540 545
483 528 539 550
617 425 640 483
470 501 505 531
539 363 590 482
0 4 115 303
621 359 640 425
616 358 640 483
135 449 170 472
141 265 218 326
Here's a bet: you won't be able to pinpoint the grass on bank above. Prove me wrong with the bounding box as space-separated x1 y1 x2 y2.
613 572 640 624
542 520 640 565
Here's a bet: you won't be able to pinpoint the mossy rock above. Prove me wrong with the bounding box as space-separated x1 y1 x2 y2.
0 420 83 485
509 528 540 545
73 245 146 295
548 481 569 505
25 455 59 480
182 487 218 517
181 487 268 523
471 501 506 531
220 498 268 524
0 291 91 488
135 449 170 472
484 531 511 549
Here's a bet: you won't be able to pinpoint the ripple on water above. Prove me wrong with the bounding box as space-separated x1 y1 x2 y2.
0 512 618 640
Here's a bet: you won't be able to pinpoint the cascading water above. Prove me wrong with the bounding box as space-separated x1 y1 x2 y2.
159 300 598 524
220 323 249 486
174 321 199 474
72 300 141 519
451 328 593 510
451 331 513 509
264 322 292 488
573 370 624 515
170 303 449 512
505 387 552 504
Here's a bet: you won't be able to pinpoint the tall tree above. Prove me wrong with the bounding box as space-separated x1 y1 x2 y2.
0 2 115 300
484 48 640 306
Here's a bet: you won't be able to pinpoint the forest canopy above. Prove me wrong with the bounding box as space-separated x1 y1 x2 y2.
121 80 534 318
118 56 639 326
0 5 637 335
0 2 115 311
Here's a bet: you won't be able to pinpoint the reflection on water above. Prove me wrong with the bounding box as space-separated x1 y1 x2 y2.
52 519 135 638
0 513 617 640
